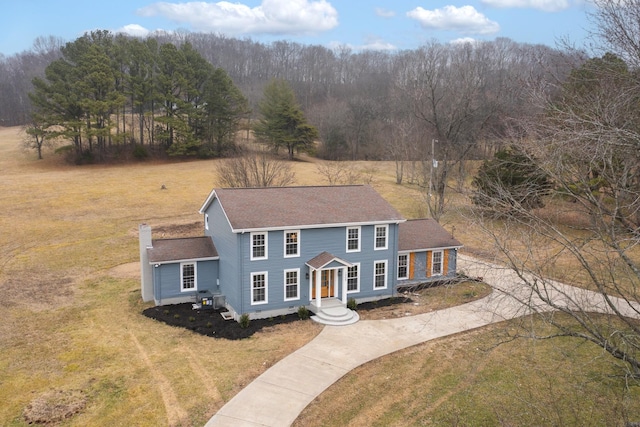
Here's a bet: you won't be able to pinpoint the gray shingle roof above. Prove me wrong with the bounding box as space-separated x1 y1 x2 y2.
203 185 405 231
398 219 462 251
148 236 218 263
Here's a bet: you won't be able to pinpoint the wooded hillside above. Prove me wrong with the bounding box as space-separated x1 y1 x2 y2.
1 31 583 163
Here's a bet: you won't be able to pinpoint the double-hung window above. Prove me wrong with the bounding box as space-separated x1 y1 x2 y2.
374 260 387 289
284 230 300 257
284 269 300 301
346 263 360 293
346 226 360 252
374 225 388 250
251 232 267 260
397 254 408 279
251 272 268 304
181 263 196 291
432 251 443 276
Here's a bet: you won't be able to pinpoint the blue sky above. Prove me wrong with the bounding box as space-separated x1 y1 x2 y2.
2 0 594 56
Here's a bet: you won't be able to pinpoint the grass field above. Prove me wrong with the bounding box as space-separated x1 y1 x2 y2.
1 126 639 426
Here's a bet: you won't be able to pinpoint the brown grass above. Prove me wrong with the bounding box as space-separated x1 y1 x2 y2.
2 127 637 426
293 318 640 427
0 129 324 426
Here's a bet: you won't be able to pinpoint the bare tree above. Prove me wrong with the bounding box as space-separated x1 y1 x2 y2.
215 148 295 188
315 162 376 185
472 30 640 379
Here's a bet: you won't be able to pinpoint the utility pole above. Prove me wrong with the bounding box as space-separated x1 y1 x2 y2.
428 138 437 197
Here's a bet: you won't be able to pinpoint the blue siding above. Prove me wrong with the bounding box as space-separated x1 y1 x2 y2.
237 223 400 314
205 199 241 310
153 260 218 303
397 248 459 286
198 261 218 290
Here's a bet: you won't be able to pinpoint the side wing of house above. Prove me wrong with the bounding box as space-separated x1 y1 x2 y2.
396 219 462 286
144 235 219 306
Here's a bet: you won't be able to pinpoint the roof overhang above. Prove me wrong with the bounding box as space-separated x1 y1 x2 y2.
306 251 354 270
149 256 219 266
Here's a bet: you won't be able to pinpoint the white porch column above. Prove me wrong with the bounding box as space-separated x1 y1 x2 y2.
341 266 348 304
315 268 321 308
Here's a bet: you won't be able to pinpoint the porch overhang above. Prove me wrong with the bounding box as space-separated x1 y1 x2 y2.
305 251 353 270
306 251 353 310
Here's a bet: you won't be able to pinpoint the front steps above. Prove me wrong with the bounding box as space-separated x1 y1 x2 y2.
311 298 359 326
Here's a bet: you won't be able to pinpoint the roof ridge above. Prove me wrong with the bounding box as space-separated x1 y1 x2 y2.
216 184 367 190
152 236 208 242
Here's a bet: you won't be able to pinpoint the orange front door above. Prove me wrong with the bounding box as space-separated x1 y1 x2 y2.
312 270 335 298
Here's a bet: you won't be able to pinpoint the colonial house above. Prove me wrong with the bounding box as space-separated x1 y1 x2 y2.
139 185 462 325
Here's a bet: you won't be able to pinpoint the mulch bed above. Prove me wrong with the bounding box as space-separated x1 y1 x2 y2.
142 297 410 340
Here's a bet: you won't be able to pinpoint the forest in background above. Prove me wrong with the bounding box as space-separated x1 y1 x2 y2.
0 31 584 163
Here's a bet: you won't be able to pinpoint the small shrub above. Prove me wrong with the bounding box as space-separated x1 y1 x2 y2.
173 314 180 319
188 316 196 322
463 290 478 299
347 298 358 310
297 306 310 320
206 321 213 328
132 144 148 160
239 313 250 329
163 309 169 315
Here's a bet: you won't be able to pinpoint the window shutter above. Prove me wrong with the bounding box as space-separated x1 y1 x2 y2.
409 252 415 279
443 250 449 275
426 251 432 277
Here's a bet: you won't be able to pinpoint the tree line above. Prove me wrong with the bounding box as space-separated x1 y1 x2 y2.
26 31 250 162
2 30 582 164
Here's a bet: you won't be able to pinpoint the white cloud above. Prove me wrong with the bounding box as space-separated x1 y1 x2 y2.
361 35 397 50
327 35 397 51
116 24 151 37
407 5 500 35
137 0 339 36
375 7 396 18
481 0 570 12
450 37 478 45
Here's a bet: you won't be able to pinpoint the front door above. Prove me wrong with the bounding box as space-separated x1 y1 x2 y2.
312 269 335 298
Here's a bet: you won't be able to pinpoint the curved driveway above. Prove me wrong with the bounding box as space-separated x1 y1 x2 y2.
205 255 636 427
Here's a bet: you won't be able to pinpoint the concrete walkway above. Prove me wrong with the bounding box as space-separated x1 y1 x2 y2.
205 255 636 427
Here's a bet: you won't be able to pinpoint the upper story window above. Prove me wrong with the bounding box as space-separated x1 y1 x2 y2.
181 262 196 292
346 226 360 253
284 230 300 258
251 232 268 260
397 254 408 279
205 213 209 230
374 260 387 289
374 225 388 250
432 250 443 276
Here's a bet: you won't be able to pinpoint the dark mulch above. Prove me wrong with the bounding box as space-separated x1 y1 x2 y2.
142 297 410 340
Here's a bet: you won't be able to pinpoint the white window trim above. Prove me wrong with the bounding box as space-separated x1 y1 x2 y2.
373 260 388 290
346 226 361 253
250 232 268 261
251 271 269 305
283 268 300 301
346 263 360 293
283 230 300 258
374 224 389 250
180 262 197 292
431 250 443 276
397 253 408 280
